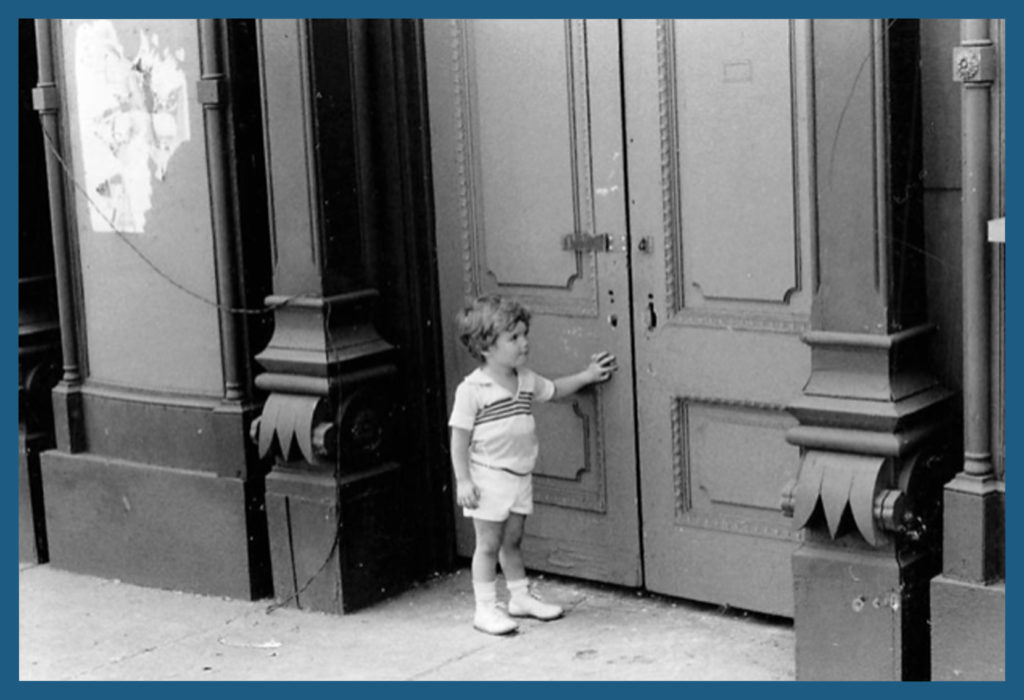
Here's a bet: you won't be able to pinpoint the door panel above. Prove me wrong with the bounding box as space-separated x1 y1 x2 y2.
623 19 812 616
676 21 799 305
425 19 642 585
468 20 593 305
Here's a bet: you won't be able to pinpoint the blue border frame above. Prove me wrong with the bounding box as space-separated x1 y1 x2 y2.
6 3 1016 697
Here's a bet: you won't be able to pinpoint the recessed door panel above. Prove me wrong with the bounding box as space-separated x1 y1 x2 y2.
676 20 799 305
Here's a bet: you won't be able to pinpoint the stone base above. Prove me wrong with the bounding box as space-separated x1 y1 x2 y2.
930 575 1005 680
793 544 933 680
39 449 271 599
265 462 410 614
942 473 1004 582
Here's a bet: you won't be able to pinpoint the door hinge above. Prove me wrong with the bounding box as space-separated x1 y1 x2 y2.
562 232 612 253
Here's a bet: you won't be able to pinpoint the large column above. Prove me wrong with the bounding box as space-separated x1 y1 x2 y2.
930 19 1005 681
781 20 956 681
251 20 410 614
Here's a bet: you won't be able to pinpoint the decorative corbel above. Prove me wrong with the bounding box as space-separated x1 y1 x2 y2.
250 393 332 466
782 451 893 546
250 290 400 472
782 447 952 547
250 368 398 471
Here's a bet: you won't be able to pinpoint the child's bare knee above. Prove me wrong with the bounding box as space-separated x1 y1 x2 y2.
473 519 505 553
475 537 501 556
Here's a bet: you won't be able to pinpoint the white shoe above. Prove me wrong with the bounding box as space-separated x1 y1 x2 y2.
508 592 564 621
474 605 519 635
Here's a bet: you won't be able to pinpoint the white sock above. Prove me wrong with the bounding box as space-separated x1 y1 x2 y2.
506 578 530 601
473 580 497 609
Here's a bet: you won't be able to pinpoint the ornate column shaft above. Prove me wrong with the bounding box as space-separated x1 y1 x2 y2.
781 20 956 681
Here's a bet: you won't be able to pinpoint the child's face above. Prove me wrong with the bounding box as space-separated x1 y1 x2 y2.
482 321 529 370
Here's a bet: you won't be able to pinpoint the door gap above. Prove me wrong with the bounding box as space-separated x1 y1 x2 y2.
617 18 647 591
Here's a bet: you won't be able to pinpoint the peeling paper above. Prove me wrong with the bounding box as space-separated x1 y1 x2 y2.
75 21 190 234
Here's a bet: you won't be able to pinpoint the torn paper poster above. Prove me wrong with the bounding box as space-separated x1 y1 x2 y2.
74 20 190 234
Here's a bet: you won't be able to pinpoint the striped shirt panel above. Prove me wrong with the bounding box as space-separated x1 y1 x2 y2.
449 368 555 474
474 392 535 427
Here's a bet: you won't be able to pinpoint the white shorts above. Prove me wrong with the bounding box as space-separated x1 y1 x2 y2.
462 462 533 522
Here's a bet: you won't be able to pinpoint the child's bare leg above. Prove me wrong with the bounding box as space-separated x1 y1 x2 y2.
471 518 517 635
502 513 564 621
472 518 504 582
497 512 527 581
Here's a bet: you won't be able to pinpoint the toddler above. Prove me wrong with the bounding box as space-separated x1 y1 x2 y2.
449 294 617 635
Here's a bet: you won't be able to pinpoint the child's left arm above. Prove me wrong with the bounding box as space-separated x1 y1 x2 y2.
551 352 618 400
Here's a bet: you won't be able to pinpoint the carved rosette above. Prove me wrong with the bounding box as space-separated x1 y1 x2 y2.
952 45 996 83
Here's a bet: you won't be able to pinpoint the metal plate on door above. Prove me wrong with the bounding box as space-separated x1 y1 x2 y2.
562 232 612 253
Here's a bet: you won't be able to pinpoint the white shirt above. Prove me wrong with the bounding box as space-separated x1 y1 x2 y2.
449 367 556 475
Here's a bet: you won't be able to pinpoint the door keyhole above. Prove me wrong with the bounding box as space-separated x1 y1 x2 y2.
646 294 658 331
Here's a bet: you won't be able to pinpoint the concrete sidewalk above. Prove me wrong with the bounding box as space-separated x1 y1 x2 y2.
19 562 794 681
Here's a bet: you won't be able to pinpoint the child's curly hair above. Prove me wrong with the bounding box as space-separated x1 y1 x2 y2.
455 294 532 362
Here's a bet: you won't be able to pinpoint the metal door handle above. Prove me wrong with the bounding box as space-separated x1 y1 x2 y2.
637 236 653 253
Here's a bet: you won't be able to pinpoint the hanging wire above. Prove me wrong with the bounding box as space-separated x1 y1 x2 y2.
40 126 314 316
264 521 344 614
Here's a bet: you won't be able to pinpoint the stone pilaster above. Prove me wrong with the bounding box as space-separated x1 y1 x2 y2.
251 20 409 614
781 20 956 681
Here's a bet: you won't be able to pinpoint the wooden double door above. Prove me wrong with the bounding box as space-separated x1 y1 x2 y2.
426 19 812 617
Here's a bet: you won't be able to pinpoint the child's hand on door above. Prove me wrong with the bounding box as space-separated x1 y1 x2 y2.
587 352 619 383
